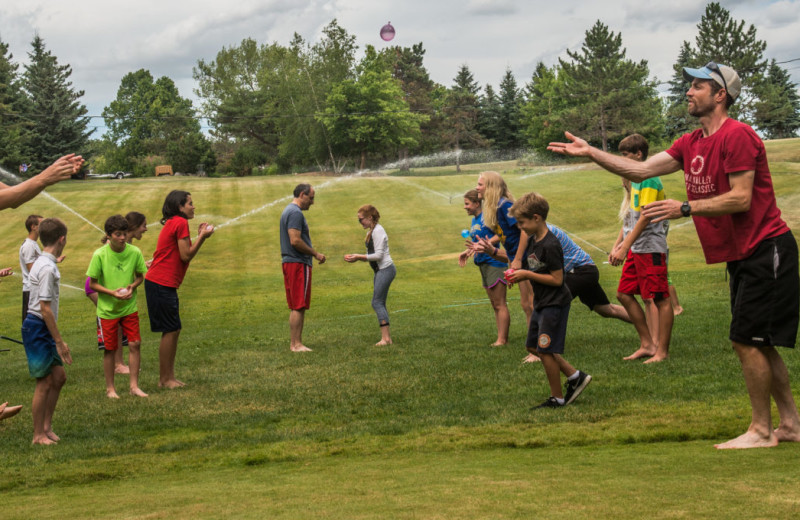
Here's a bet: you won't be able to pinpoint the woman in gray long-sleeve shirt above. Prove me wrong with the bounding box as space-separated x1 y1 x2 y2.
344 204 396 346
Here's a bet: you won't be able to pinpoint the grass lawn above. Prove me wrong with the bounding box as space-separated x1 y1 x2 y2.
1 140 799 518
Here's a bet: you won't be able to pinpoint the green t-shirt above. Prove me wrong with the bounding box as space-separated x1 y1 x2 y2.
86 243 147 319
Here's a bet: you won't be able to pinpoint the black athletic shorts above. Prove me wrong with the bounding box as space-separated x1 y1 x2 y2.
565 264 611 310
728 231 798 348
145 279 182 333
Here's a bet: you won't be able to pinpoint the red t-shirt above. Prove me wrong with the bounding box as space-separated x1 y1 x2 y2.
145 217 191 288
666 118 788 264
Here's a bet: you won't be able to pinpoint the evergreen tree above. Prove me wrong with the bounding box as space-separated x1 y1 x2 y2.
442 64 486 171
685 2 768 122
663 41 697 139
21 35 92 172
0 36 28 171
752 60 800 139
495 68 524 150
476 84 500 145
558 21 662 151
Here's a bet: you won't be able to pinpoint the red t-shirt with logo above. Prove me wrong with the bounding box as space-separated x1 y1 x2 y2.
145 217 191 288
666 118 788 264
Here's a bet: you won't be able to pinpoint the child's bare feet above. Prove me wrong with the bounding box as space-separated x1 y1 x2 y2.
490 341 507 347
522 353 541 363
290 344 312 352
643 353 668 364
130 387 149 397
774 424 800 443
623 347 655 360
714 430 778 449
374 340 393 346
158 379 185 389
45 430 60 442
115 364 130 375
106 389 120 399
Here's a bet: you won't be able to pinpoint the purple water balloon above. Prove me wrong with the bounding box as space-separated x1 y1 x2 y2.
380 22 395 41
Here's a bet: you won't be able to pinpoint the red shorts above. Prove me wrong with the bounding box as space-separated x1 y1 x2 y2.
99 312 141 351
617 251 669 300
283 262 312 310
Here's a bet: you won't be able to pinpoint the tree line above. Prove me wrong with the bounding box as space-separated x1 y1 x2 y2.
1 3 798 177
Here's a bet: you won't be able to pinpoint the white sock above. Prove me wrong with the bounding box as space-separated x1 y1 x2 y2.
567 371 580 382
555 397 565 405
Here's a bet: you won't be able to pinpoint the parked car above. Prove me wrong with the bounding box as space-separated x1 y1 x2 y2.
86 171 133 180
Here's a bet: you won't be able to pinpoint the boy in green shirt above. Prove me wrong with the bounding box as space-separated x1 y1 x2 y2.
87 215 148 398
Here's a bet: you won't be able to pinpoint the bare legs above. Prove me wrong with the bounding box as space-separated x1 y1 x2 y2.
31 366 66 445
289 309 311 352
540 353 577 399
128 341 147 397
643 298 673 364
519 281 540 363
486 283 509 346
715 343 800 449
592 303 631 322
158 330 185 388
617 292 656 360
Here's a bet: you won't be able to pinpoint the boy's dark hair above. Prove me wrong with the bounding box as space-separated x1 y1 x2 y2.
38 218 67 247
509 192 549 221
125 211 146 229
618 133 649 160
293 183 312 198
463 189 481 204
25 214 43 232
104 214 129 236
161 190 191 225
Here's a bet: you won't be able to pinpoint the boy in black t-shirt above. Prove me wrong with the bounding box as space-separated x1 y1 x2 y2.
506 192 592 408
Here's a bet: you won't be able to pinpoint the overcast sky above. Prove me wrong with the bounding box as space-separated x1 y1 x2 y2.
1 0 799 136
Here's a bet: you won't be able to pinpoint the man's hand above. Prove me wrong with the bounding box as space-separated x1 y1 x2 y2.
40 154 84 186
641 199 683 223
547 132 591 157
316 252 326 265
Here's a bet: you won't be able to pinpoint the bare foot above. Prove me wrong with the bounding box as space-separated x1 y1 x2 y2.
522 353 541 363
490 342 507 347
643 354 668 364
673 306 684 316
290 345 312 352
106 389 120 399
715 430 778 449
32 436 57 446
45 430 60 442
115 364 130 375
159 379 184 389
623 347 655 361
130 387 149 397
375 340 393 346
0 403 23 420
774 425 800 443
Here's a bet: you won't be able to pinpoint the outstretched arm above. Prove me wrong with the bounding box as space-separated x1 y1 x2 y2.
0 155 84 210
548 132 680 182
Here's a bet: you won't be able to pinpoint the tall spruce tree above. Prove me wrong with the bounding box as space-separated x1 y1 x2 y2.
752 59 800 139
495 68 523 150
0 36 28 171
442 64 486 171
663 41 697 139
22 35 92 172
558 21 662 151
477 84 500 145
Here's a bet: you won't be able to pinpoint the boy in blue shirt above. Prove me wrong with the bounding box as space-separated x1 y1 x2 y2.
506 193 592 408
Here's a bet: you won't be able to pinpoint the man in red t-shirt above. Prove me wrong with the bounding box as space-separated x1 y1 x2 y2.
548 62 800 450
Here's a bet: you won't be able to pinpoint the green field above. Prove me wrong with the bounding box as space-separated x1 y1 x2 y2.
1 141 800 519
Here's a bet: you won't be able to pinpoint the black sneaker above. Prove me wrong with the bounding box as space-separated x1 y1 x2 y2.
564 371 592 405
532 396 565 409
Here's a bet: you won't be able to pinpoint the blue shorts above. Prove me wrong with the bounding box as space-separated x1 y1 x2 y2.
22 314 63 378
145 279 181 333
526 304 570 355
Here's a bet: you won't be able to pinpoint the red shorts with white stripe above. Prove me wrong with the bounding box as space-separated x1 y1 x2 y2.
282 262 312 310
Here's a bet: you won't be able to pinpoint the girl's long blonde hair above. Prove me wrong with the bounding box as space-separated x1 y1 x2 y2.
618 179 631 222
479 171 513 230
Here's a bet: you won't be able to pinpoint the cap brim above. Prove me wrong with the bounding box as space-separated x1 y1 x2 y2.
682 66 713 82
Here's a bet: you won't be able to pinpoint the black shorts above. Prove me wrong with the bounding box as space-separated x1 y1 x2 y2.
565 264 611 310
526 304 570 355
145 279 182 333
22 291 29 324
728 231 799 348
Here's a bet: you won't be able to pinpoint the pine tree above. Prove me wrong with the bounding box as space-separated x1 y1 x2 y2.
21 35 92 172
0 36 29 170
476 84 499 145
663 41 697 139
558 21 662 151
442 64 486 171
752 60 800 139
495 69 523 150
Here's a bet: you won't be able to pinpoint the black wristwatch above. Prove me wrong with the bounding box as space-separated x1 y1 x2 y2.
680 200 691 217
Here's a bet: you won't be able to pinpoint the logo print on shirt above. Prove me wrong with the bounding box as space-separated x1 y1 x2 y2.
690 155 705 175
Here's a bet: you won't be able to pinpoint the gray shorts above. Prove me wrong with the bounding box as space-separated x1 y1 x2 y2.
479 263 507 289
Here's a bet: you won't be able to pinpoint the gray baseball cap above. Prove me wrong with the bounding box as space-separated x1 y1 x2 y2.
683 62 741 101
